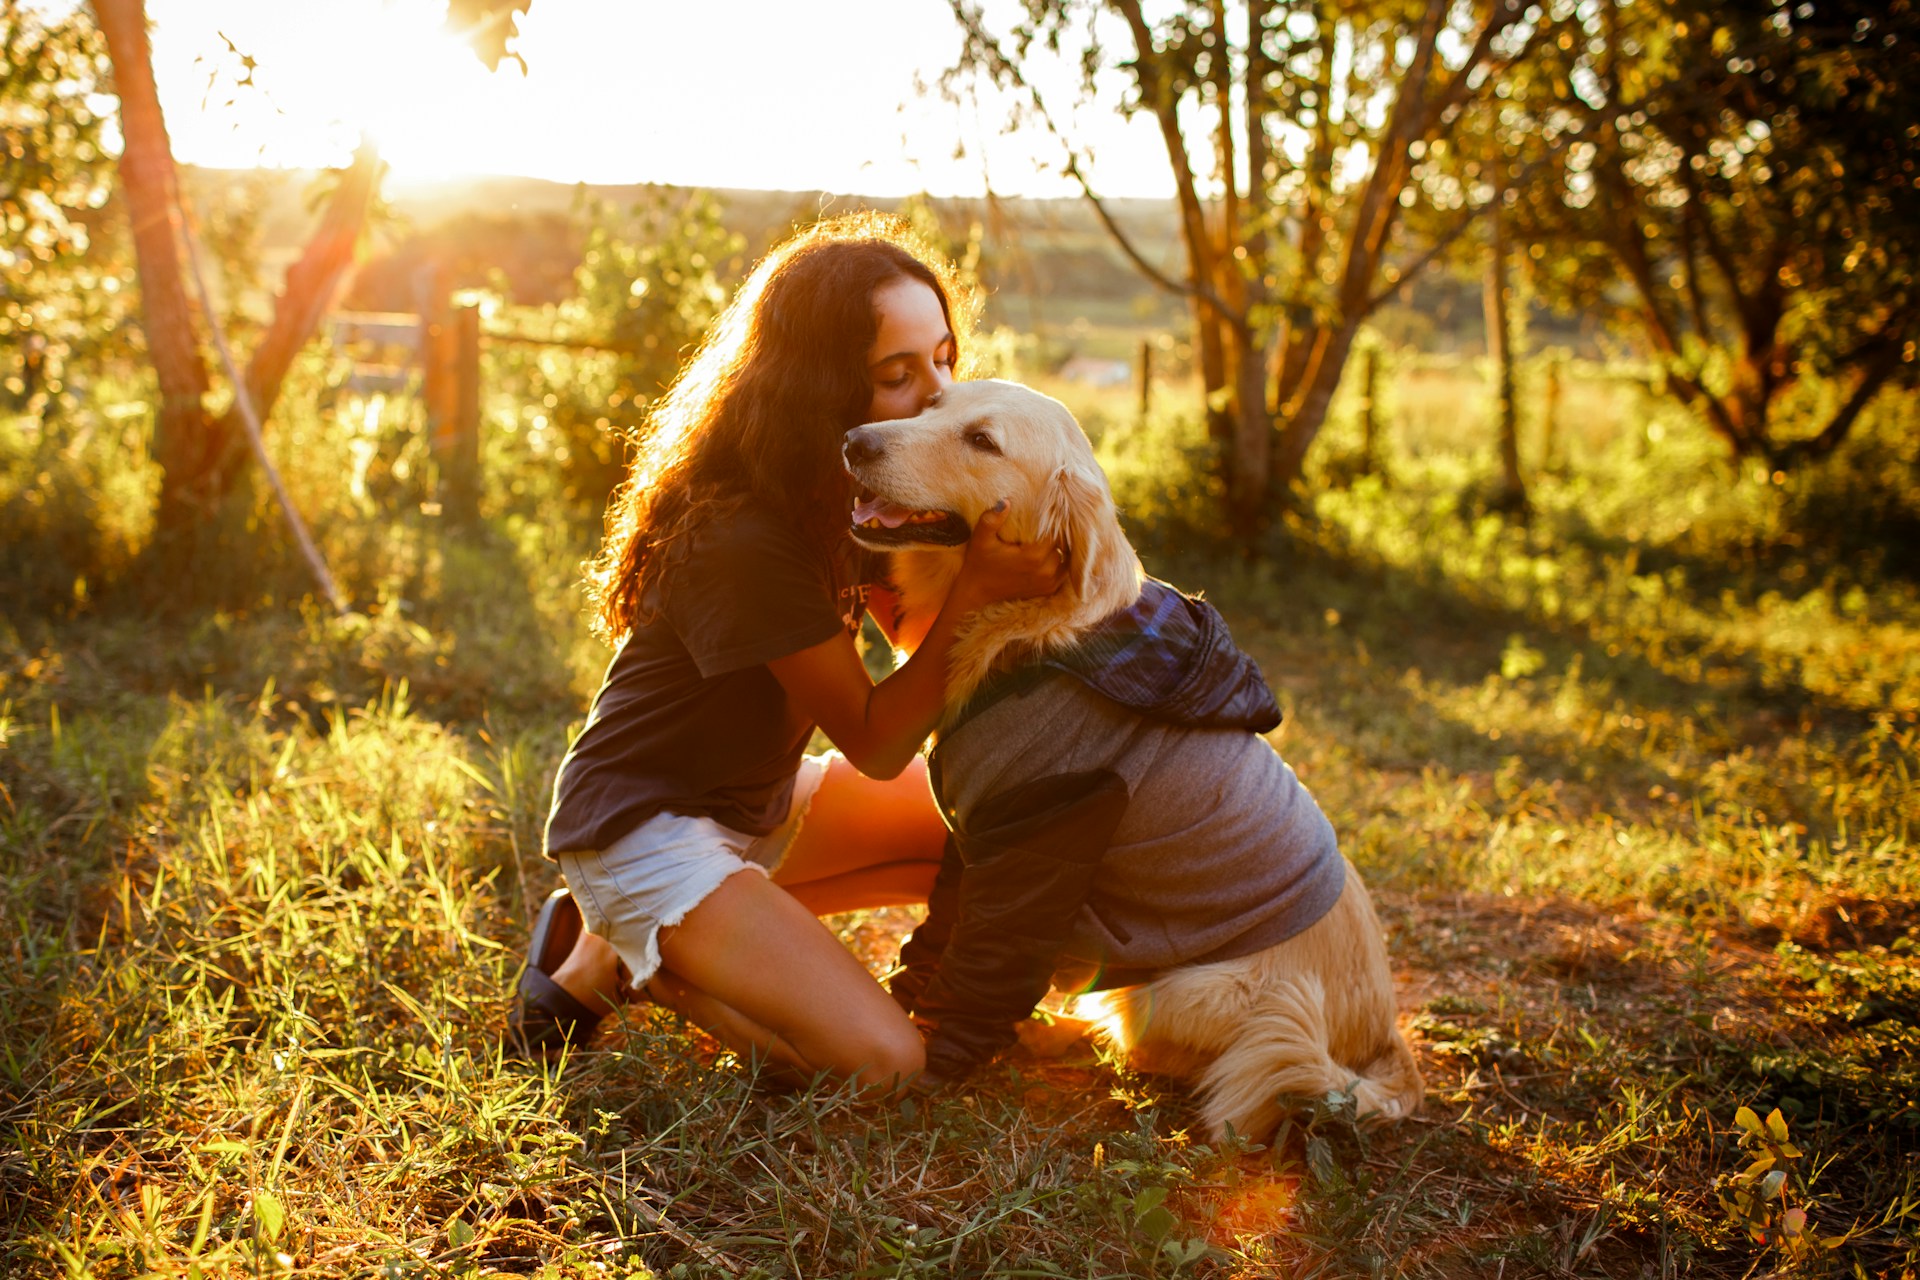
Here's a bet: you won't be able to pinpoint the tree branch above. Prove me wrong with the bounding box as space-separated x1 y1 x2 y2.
1775 316 1912 465
945 0 1246 332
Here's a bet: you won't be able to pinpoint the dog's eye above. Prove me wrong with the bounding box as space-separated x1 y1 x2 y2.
965 430 1000 455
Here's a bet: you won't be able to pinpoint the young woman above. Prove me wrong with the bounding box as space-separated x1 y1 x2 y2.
511 215 1061 1091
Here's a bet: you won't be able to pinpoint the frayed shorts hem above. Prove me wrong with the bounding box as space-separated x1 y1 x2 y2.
556 752 832 992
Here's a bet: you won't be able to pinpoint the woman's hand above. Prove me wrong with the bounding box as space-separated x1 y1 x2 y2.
768 502 1063 782
949 500 1065 615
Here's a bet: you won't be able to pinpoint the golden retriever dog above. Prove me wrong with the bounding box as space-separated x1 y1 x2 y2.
842 379 1421 1139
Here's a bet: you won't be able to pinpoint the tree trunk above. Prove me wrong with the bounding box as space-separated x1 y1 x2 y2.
1113 0 1236 481
1484 192 1527 511
1229 0 1275 536
1228 326 1271 534
91 0 217 534
1358 341 1380 477
97 0 384 550
1270 0 1439 503
1541 349 1563 471
1272 319 1362 494
1271 12 1336 417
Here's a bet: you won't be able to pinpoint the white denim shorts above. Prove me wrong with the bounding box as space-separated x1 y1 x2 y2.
557 752 833 993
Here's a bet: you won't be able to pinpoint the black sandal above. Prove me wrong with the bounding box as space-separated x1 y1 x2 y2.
509 888 628 1055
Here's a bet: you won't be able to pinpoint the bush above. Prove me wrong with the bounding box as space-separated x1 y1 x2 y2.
485 189 746 513
0 394 158 619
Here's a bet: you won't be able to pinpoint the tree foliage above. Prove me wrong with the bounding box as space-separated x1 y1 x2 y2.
947 0 1556 530
444 0 533 72
1 0 124 416
1519 0 1920 464
527 188 744 501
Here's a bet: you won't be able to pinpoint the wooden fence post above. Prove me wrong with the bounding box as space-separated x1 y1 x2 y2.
1359 341 1379 477
445 303 481 522
422 292 451 455
1484 182 1527 513
423 294 480 523
1542 348 1564 472
1138 338 1152 422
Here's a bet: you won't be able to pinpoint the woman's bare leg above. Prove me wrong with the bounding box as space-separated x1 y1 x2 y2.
551 930 624 1010
771 755 947 913
652 870 924 1090
643 970 808 1078
545 754 948 1077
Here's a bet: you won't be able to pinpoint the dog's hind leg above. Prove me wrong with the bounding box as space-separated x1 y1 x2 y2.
1079 967 1253 1081
1190 973 1362 1141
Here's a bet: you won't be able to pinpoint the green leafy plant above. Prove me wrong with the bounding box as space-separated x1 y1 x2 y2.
1717 1105 1848 1265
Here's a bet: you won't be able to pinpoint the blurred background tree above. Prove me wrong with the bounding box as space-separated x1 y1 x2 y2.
1517 0 1920 467
7 0 1916 606
481 188 745 507
945 0 1559 533
1 0 124 422
91 0 383 547
85 0 541 560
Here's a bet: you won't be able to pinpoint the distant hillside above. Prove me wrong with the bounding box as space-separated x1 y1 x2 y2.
181 167 1605 359
184 167 1187 336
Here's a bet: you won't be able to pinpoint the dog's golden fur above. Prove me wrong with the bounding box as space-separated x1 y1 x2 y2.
846 380 1421 1137
845 380 1143 709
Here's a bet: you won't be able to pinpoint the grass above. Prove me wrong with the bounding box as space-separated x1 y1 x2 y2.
2 353 1917 1277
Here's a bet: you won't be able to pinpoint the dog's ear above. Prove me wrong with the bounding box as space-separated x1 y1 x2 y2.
1037 461 1122 602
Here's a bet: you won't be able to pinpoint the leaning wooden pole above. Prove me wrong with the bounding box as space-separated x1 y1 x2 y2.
174 188 348 615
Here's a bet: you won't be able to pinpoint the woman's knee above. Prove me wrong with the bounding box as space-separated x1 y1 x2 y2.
833 1020 925 1088
791 1005 924 1084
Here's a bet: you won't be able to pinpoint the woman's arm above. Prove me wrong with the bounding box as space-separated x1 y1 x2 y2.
864 583 939 656
768 504 1058 780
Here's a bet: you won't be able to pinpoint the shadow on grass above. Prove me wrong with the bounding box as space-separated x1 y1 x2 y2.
0 508 593 1252
1379 889 1918 1278
1163 523 1902 849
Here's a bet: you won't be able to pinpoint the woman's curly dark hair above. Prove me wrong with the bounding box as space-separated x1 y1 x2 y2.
584 213 975 643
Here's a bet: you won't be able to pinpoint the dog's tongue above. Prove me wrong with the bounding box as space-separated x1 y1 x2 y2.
852 495 917 528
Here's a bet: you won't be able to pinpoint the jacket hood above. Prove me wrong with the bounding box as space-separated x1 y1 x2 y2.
950 579 1281 734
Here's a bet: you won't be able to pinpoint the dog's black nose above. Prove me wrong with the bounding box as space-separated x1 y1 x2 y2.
842 427 884 466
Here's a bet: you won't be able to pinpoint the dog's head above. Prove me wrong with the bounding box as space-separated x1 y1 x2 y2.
842 379 1136 609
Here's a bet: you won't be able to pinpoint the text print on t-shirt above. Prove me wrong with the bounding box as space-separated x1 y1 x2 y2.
837 581 870 636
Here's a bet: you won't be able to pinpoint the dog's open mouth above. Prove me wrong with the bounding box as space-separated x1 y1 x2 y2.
849 493 970 547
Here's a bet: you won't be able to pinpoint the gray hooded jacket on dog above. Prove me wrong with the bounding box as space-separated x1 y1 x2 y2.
926 581 1347 989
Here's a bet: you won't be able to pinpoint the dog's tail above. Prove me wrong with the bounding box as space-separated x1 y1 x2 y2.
1193 974 1423 1141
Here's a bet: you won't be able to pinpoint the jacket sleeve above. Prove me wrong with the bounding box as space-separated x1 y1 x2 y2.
914 769 1129 1089
888 832 961 1017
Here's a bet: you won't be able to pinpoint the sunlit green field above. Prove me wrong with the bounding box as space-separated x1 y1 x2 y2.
3 351 1916 1277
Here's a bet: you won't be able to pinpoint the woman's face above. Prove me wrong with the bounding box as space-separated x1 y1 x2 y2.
863 277 955 425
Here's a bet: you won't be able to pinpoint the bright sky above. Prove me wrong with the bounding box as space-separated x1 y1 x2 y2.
145 0 1176 198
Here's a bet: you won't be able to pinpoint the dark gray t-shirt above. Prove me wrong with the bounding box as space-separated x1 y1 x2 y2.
544 507 880 855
